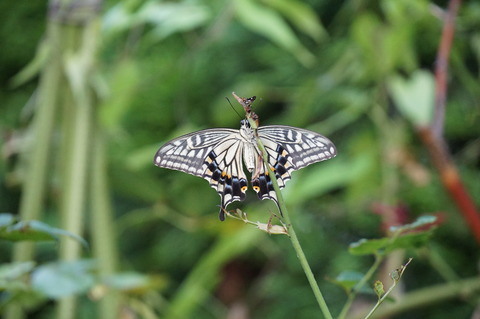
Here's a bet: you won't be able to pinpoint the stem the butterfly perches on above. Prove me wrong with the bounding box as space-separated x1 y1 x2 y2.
231 92 334 319
222 208 289 235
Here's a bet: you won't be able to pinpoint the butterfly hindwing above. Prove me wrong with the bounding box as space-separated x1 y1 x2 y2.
203 137 249 220
154 128 249 221
251 161 279 204
257 137 293 188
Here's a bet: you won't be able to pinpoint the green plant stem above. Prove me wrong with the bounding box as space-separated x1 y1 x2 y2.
248 117 333 319
421 245 459 281
364 258 411 319
90 131 121 319
337 254 383 319
364 281 396 319
5 18 63 319
56 70 92 319
56 16 99 319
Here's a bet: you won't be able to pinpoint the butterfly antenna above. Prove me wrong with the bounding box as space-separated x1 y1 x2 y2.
225 97 244 119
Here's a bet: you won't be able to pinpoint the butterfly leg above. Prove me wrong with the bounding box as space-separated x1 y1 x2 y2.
218 206 226 221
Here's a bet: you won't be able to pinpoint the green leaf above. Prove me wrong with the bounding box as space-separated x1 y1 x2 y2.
0 219 88 248
349 238 389 256
0 262 36 290
103 272 168 293
390 215 437 232
137 2 210 40
102 2 135 35
0 213 16 227
9 39 49 88
330 271 364 292
32 260 96 299
388 70 435 127
349 216 436 255
0 261 35 280
349 231 432 256
263 0 326 42
3 221 58 242
234 0 314 66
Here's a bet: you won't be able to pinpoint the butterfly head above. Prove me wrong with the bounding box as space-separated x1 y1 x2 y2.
239 119 256 142
240 119 251 128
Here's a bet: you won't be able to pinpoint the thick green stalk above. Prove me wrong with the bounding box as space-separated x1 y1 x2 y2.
5 19 63 319
56 51 93 319
90 131 121 319
56 17 99 319
248 117 333 319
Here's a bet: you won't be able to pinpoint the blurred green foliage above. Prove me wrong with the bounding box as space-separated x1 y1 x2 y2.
1 0 480 318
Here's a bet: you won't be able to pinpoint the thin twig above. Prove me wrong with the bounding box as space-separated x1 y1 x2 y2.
363 258 412 319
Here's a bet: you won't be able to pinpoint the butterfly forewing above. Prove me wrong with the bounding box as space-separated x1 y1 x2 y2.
154 128 237 176
248 125 336 206
258 125 336 172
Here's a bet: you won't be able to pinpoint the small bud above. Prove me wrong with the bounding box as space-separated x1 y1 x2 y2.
374 280 385 299
390 269 400 282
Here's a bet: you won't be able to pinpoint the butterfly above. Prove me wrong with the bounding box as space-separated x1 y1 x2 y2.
154 119 336 220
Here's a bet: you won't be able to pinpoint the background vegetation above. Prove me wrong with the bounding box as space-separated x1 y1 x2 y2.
1 0 479 318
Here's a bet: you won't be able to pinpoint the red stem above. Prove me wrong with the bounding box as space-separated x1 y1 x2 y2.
418 129 480 244
423 0 480 244
432 0 461 138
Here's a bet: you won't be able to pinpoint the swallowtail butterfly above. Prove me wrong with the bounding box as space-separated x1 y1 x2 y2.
154 111 336 221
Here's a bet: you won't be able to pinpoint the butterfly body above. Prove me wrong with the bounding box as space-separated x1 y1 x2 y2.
238 120 258 172
154 119 336 220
